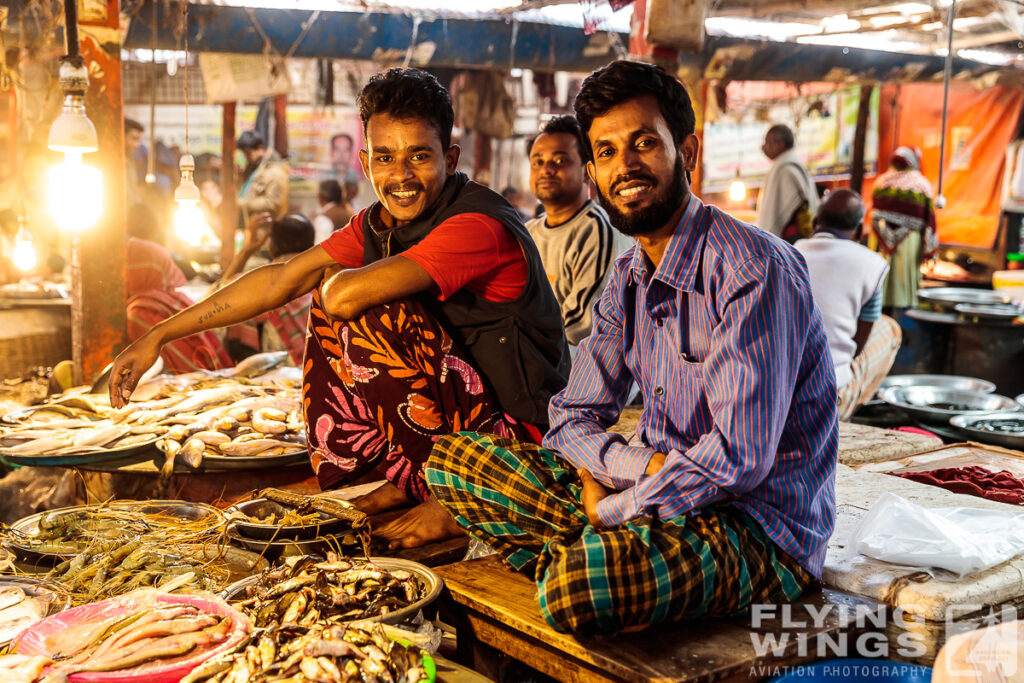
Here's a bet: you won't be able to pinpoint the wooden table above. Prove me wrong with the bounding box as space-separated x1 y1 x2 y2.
436 556 879 683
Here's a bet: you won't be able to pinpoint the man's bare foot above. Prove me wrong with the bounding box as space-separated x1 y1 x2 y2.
350 482 413 516
374 498 464 549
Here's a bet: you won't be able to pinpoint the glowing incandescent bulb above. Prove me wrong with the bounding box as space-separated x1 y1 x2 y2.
12 226 37 272
174 153 209 247
728 177 747 202
47 61 102 233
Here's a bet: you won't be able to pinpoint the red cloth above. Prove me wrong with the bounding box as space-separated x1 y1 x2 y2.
894 466 1024 505
320 209 528 302
125 238 232 373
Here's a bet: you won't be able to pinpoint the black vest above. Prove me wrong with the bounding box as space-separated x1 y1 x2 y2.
361 172 569 426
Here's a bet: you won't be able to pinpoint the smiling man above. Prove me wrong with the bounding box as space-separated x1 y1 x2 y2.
424 60 838 635
109 68 569 547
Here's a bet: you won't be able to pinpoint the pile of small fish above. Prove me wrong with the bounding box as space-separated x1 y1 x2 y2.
0 357 305 471
233 554 423 626
182 622 427 683
259 489 368 528
26 599 241 681
0 587 49 643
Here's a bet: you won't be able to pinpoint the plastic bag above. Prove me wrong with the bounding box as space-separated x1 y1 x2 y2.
851 492 1024 577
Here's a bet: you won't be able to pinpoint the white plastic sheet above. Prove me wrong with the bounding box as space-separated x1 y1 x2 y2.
851 492 1024 577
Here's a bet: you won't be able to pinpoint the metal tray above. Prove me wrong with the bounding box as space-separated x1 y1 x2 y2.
0 575 71 647
196 447 309 471
227 498 349 541
219 556 443 625
0 435 160 467
950 413 1024 450
7 500 227 559
224 524 363 562
919 287 1015 312
954 302 1023 321
878 374 997 395
880 386 1021 425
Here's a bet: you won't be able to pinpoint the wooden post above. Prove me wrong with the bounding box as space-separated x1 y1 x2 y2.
220 102 237 271
850 83 874 195
75 0 126 384
273 93 288 159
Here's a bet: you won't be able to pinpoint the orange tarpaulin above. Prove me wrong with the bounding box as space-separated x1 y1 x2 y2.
865 82 1023 249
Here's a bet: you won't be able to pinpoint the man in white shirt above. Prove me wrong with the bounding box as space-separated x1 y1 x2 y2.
524 115 631 348
757 124 819 243
312 179 354 244
795 189 900 419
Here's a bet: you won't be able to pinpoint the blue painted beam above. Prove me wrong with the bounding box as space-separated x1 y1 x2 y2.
121 2 627 72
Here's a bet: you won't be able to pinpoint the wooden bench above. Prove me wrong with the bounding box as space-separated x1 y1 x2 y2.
436 556 881 683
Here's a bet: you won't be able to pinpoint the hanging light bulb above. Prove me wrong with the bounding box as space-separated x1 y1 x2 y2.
728 174 747 202
47 27 102 233
12 225 37 273
174 153 208 246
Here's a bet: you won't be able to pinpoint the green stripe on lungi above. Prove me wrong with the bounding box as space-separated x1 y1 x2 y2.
426 432 815 636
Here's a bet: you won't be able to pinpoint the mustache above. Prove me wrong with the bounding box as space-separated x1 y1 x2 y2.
385 183 423 194
611 173 657 195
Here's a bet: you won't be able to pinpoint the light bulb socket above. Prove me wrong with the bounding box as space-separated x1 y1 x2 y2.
57 58 89 95
175 154 201 203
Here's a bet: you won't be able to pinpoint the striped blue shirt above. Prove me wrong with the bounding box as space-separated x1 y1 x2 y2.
545 196 838 576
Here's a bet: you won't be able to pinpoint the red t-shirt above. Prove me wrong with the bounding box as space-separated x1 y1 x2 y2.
320 209 527 302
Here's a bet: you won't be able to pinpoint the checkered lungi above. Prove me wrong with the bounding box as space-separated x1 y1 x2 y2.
837 314 902 421
425 432 814 636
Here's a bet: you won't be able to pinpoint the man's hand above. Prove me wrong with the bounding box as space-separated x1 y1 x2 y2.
578 469 610 529
645 451 667 476
243 211 273 253
108 334 162 408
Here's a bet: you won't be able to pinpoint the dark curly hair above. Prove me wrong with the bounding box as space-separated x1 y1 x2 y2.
528 115 588 164
573 60 696 161
357 68 454 150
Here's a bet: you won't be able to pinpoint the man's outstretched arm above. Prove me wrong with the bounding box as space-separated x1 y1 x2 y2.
109 244 336 406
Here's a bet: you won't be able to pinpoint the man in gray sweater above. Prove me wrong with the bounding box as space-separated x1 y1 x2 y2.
526 116 631 348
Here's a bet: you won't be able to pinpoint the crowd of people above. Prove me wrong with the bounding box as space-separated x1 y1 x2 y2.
104 61 946 639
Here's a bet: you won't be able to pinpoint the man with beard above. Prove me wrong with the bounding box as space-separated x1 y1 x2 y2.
109 68 569 549
423 60 837 635
525 115 630 348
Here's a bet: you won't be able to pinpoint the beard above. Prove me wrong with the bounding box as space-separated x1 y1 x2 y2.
596 156 687 237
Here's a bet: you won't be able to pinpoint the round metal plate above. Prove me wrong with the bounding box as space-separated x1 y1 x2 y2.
878 374 997 395
227 498 348 540
7 500 227 559
919 287 1015 312
954 302 1023 321
0 575 71 647
881 386 1020 425
0 436 160 467
196 447 309 471
950 412 1024 450
219 556 443 625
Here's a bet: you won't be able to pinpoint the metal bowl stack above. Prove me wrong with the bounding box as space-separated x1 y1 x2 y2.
880 385 1019 425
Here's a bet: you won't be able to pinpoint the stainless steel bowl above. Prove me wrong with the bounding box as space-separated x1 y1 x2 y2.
878 375 997 395
219 556 443 625
954 302 1023 321
881 386 1020 425
950 413 1024 450
919 287 1015 312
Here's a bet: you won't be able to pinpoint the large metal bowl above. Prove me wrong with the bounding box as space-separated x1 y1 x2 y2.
881 386 1020 425
878 374 997 395
954 302 1023 322
950 413 1024 450
919 287 1016 312
219 556 443 625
